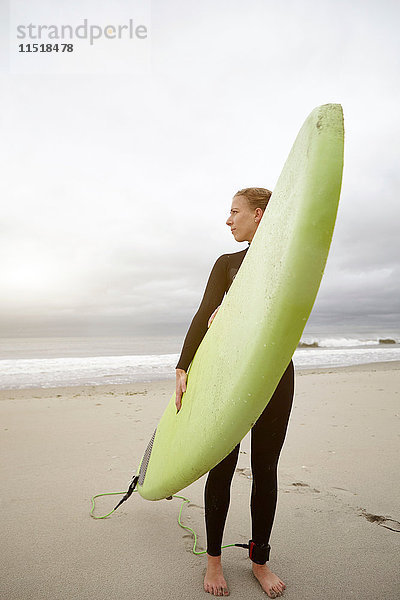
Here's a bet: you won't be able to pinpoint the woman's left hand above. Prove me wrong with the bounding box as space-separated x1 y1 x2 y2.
208 305 220 328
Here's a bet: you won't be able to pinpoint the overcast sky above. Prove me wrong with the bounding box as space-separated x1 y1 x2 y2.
1 0 399 338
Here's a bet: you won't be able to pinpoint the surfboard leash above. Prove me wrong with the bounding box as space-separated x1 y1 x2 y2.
90 486 251 555
172 494 250 555
90 474 139 520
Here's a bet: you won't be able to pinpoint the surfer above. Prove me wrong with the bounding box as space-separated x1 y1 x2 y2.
175 188 294 598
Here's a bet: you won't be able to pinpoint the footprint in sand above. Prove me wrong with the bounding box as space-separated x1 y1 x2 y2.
290 482 321 493
236 467 252 479
359 509 400 532
186 502 204 510
284 484 400 533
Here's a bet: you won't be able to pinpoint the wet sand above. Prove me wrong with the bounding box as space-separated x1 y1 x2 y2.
1 361 399 599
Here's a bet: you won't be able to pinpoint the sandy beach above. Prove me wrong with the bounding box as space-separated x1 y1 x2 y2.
1 361 399 599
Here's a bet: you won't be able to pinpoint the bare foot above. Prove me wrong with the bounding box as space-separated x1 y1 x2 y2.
204 554 229 596
252 563 286 598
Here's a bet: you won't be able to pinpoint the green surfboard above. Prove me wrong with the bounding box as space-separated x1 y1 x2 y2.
137 104 344 501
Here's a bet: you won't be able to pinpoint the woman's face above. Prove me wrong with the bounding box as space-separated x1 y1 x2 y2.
226 195 261 243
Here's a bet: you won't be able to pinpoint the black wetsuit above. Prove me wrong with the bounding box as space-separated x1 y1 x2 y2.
176 246 294 562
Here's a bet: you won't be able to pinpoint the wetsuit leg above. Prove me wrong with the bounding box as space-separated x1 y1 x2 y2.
204 361 294 558
205 443 240 556
250 360 294 551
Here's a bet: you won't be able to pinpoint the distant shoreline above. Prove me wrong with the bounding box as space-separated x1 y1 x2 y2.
1 360 399 393
298 337 397 348
295 359 400 375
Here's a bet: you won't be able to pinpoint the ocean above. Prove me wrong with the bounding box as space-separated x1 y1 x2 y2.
0 331 399 390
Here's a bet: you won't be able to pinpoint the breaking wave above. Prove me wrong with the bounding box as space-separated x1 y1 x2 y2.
298 337 398 348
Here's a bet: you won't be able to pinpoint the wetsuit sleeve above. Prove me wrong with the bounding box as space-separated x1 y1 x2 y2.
176 255 227 372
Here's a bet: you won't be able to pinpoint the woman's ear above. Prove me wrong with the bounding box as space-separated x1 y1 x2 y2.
254 207 263 223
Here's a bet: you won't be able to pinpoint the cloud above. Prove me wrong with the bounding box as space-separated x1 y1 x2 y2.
1 0 399 336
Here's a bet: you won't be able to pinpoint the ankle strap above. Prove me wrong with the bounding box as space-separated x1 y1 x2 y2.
248 540 271 564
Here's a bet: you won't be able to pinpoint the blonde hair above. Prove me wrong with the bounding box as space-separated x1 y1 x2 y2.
234 187 272 212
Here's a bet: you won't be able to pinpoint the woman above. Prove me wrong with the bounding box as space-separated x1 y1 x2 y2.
175 188 294 598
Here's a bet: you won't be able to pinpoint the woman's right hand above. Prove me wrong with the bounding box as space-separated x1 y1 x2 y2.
175 368 187 413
